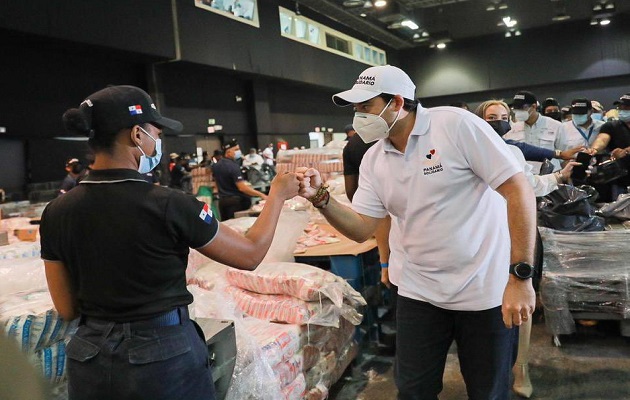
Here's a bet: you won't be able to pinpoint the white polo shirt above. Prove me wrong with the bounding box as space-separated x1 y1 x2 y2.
503 114 562 174
353 106 521 311
555 119 604 151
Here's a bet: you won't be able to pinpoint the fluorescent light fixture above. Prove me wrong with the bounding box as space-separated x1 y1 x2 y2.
436 43 446 49
552 13 571 22
593 4 603 11
605 2 615 9
514 30 521 36
422 30 430 37
374 0 386 7
590 18 598 25
53 136 89 141
497 1 508 10
502 16 517 27
486 3 496 11
387 21 402 29
401 20 419 30
360 12 367 17
600 18 611 25
505 31 512 37
413 33 420 39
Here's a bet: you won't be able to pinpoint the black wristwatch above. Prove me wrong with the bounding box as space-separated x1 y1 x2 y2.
509 262 535 280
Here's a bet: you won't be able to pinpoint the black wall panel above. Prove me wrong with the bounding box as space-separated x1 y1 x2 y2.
0 0 176 58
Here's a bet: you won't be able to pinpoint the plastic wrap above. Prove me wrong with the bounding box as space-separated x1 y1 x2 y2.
597 192 630 220
0 257 48 297
0 241 41 260
537 185 605 232
224 285 363 327
225 262 366 308
539 228 630 335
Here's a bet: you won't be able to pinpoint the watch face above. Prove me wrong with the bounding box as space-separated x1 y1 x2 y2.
514 263 534 279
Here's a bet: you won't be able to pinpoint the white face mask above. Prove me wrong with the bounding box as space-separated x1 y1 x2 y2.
353 99 401 143
513 109 530 122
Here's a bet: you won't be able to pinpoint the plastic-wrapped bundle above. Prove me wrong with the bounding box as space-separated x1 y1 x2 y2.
597 192 630 220
225 262 366 308
0 241 41 260
281 373 306 400
224 286 363 327
32 339 68 383
539 228 630 335
0 258 48 296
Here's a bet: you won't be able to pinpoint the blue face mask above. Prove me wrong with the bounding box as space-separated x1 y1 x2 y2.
619 110 630 122
137 126 162 174
591 113 604 121
572 114 589 126
233 150 243 160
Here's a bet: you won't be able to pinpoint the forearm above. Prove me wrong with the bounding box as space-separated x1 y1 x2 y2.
243 191 284 257
317 196 377 242
497 174 537 265
590 133 610 153
239 184 267 199
374 216 391 263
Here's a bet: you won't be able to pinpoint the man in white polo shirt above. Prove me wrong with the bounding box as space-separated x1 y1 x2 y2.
296 65 537 400
504 90 563 174
555 97 604 152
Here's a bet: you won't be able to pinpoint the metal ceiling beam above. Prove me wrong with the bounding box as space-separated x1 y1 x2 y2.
298 0 415 50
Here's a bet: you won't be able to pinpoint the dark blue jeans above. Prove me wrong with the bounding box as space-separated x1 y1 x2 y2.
396 296 517 400
66 310 215 400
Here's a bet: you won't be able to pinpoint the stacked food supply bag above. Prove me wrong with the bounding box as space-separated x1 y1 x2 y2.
190 260 365 400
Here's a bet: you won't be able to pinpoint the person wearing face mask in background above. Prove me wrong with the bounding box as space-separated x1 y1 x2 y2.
211 139 268 220
588 93 630 200
39 85 301 400
591 100 606 122
296 65 538 400
476 99 579 398
542 97 562 122
504 91 563 174
555 98 604 155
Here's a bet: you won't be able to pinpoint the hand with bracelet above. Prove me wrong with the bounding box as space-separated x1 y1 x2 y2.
555 161 581 183
295 167 329 208
556 146 585 160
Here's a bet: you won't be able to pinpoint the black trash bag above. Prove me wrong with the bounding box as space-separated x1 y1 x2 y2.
538 185 605 232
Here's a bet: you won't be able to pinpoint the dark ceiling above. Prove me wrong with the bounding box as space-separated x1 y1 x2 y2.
296 0 630 50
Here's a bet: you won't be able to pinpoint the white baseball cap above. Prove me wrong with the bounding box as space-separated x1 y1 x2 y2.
332 65 416 107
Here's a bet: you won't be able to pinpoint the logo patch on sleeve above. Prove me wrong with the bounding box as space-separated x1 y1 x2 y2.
198 203 213 224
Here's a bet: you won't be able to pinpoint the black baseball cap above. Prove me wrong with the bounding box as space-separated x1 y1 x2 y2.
222 138 239 151
542 97 559 109
512 91 537 109
614 93 630 107
570 98 592 114
79 85 183 134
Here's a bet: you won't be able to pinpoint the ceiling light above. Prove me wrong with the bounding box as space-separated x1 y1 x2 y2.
552 13 571 22
363 1 373 8
600 18 611 25
593 4 603 11
486 3 496 11
413 33 420 39
590 18 598 25
387 21 403 29
605 2 615 10
502 16 517 27
360 12 367 17
497 1 508 10
422 31 430 37
401 19 419 30
342 0 365 6
505 31 512 37
436 43 446 49
374 0 386 7
514 30 521 36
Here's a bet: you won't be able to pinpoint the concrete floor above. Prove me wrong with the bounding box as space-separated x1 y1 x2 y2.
329 317 630 399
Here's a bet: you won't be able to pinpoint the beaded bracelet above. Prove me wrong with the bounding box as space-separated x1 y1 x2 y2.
308 184 329 205
312 190 330 209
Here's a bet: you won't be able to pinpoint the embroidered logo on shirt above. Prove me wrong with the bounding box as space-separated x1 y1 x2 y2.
128 105 143 115
423 149 443 175
199 203 213 224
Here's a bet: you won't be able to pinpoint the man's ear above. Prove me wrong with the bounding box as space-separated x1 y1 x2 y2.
393 95 405 111
129 125 142 146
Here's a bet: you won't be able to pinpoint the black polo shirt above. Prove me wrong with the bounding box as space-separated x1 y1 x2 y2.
211 157 248 198
601 120 630 186
343 134 375 176
40 169 219 322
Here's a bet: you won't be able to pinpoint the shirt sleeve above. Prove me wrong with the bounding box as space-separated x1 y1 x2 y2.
39 204 62 262
166 191 220 249
351 146 388 219
505 139 554 162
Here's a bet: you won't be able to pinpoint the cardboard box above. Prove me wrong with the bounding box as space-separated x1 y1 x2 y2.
0 230 8 246
14 227 38 242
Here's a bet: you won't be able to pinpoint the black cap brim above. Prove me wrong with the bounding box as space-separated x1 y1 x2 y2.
153 116 183 133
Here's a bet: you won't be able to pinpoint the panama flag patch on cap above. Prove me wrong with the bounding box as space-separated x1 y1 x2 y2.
128 105 143 115
199 203 213 224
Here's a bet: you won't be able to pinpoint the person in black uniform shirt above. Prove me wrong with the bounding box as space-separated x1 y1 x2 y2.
211 139 268 220
589 93 630 200
39 85 299 400
59 158 84 195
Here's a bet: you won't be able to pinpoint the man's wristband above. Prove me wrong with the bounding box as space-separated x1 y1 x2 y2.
554 149 562 158
380 262 389 269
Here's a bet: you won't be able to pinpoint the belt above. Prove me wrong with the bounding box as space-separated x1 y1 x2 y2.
82 306 189 331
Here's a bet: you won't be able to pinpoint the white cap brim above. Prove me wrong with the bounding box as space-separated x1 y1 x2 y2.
332 88 380 107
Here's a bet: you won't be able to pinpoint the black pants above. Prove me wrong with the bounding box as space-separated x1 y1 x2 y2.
219 195 251 220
